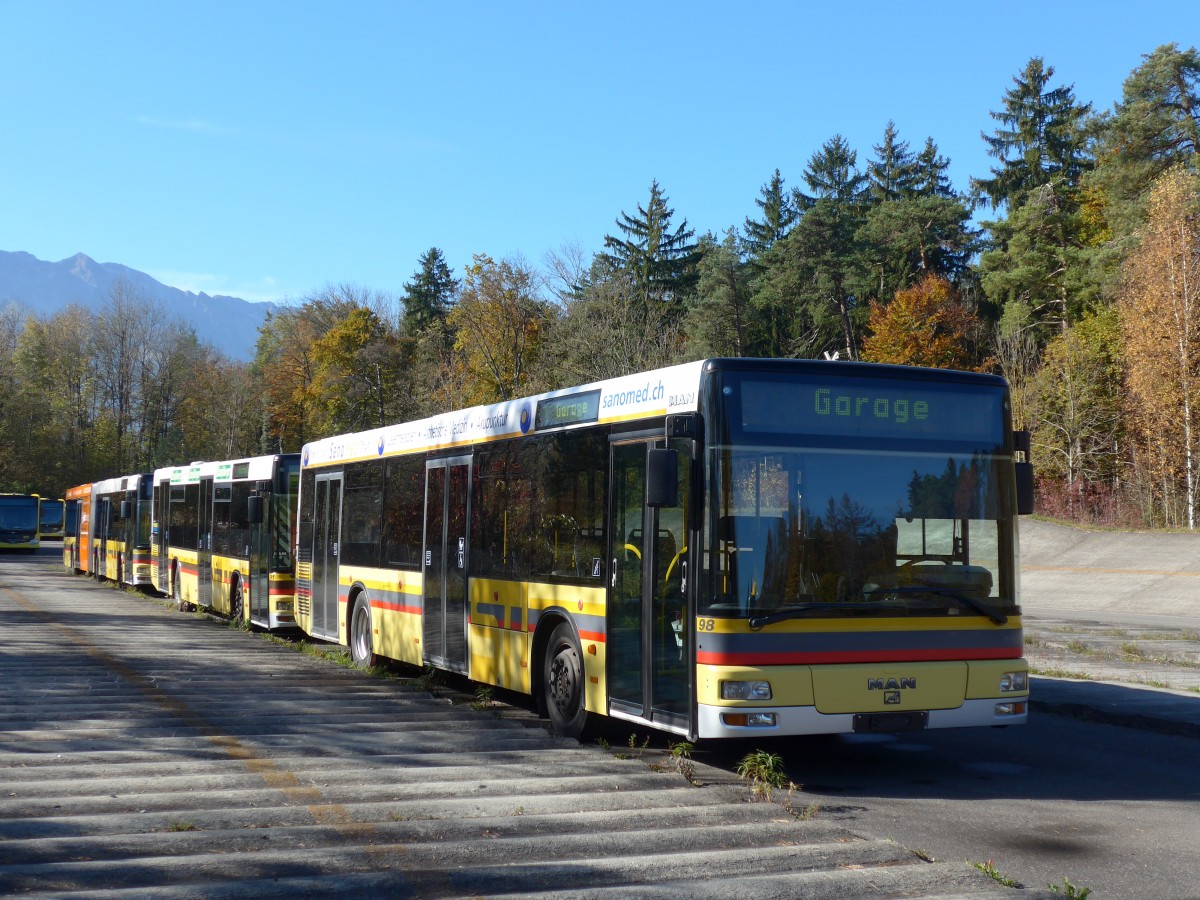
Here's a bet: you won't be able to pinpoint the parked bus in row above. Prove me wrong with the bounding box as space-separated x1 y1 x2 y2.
295 358 1035 740
0 493 41 552
152 453 301 631
64 474 156 587
63 484 90 571
38 498 66 540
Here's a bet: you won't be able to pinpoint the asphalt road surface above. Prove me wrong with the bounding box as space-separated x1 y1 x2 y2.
1 547 1025 899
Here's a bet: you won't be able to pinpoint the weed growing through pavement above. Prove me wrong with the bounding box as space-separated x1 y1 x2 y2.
736 749 790 802
471 685 495 711
614 733 650 760
973 859 1019 888
667 741 696 783
1049 876 1092 898
166 821 197 832
415 666 445 692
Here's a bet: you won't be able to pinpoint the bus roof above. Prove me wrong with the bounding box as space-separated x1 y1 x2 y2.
301 359 708 470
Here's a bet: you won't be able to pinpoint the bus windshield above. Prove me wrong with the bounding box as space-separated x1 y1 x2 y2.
0 496 39 532
702 370 1016 621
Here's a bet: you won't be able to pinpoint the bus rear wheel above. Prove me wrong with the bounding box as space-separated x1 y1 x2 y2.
544 622 588 739
230 579 244 624
349 595 377 669
172 565 192 612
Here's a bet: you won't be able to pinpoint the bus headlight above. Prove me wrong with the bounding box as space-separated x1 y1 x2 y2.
999 672 1028 693
721 680 772 701
721 712 778 727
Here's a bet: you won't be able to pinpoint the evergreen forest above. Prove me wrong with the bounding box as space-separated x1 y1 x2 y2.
3 44 1199 530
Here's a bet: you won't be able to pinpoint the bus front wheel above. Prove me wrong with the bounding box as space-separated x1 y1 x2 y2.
544 622 588 739
349 595 377 669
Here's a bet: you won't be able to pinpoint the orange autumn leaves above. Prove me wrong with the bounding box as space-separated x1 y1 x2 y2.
862 274 985 372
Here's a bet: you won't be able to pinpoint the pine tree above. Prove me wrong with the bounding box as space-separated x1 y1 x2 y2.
912 137 956 199
601 179 700 307
1087 43 1200 244
975 59 1097 335
796 134 869 209
743 169 799 257
401 248 458 335
972 57 1092 209
867 122 917 204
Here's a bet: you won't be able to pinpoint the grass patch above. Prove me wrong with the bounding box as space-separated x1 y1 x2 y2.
1030 666 1096 680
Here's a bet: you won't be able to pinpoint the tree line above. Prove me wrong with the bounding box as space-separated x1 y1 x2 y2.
2 43 1198 529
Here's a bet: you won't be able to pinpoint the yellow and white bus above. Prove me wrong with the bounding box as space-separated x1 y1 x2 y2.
153 454 300 630
297 358 1034 740
87 474 154 586
38 498 66 540
0 493 41 552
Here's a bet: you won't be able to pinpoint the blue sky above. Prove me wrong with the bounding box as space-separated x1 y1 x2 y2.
0 2 1193 304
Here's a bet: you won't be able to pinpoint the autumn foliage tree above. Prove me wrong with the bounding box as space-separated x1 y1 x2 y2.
861 275 983 370
444 255 551 406
1118 166 1200 528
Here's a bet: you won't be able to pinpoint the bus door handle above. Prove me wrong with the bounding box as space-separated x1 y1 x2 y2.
611 558 617 588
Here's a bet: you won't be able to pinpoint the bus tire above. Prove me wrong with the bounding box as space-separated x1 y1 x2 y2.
230 578 244 624
544 622 588 739
349 594 377 669
172 564 191 612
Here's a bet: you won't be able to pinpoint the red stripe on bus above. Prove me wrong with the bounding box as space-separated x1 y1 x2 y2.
696 647 1022 666
372 599 421 615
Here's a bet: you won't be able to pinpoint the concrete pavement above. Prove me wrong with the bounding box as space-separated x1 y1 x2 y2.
1020 518 1200 737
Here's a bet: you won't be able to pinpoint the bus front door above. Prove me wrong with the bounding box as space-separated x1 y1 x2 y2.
422 457 470 674
197 476 214 608
155 484 169 592
607 438 690 734
94 498 110 577
249 489 270 625
310 473 342 641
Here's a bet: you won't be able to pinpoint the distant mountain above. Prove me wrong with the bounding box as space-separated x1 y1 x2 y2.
0 250 279 361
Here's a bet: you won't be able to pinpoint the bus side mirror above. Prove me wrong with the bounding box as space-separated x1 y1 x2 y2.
247 495 264 525
647 448 679 508
120 500 133 519
1016 463 1035 515
1013 430 1034 515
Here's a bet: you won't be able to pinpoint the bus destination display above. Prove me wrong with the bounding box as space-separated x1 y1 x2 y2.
535 389 601 431
739 376 1004 443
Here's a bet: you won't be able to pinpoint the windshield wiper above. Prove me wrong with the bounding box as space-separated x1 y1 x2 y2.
747 589 1008 630
877 585 1008 625
748 602 906 631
